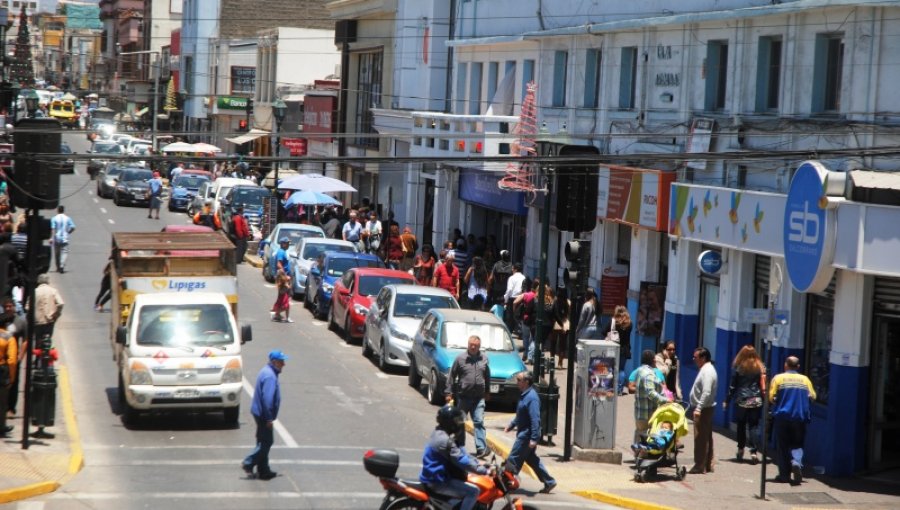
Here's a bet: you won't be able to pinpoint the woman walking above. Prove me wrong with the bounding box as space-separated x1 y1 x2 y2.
655 340 682 401
574 288 600 340
463 256 489 310
550 287 571 368
601 305 633 395
270 269 293 323
724 345 765 463
413 244 436 286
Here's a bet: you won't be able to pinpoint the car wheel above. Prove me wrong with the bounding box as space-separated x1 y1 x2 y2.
327 306 337 332
362 331 373 357
344 317 354 344
263 264 275 283
123 401 140 427
117 373 126 405
113 193 120 206
408 358 421 388
304 288 313 310
427 369 444 405
377 339 388 371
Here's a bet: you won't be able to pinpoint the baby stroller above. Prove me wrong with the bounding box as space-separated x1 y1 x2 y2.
633 402 689 482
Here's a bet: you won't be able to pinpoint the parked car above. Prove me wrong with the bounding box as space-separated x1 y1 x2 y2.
261 223 326 282
168 173 211 212
59 142 75 173
219 184 268 234
187 176 215 215
96 163 130 198
113 167 154 207
125 138 151 154
87 141 125 179
305 252 384 320
408 309 526 407
288 238 358 300
363 285 459 371
329 268 415 344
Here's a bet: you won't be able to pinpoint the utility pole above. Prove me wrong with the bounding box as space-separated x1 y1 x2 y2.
759 262 784 500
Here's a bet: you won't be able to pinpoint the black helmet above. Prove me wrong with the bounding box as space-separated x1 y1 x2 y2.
436 404 465 434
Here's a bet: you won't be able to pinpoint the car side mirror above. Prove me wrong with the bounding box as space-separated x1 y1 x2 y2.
241 324 252 344
339 287 350 296
115 326 127 345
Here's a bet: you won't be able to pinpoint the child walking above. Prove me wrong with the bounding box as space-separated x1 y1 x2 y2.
271 269 293 323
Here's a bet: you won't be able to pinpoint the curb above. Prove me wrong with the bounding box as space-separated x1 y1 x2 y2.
0 482 60 505
573 490 680 510
245 254 263 268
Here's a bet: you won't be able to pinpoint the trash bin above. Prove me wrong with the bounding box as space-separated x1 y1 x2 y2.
30 367 57 427
536 381 559 440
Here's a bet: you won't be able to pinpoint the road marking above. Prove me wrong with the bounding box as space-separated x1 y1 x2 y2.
99 207 107 214
325 385 373 416
375 372 389 379
50 491 383 501
108 218 115 224
81 444 421 452
85 458 422 468
242 378 298 447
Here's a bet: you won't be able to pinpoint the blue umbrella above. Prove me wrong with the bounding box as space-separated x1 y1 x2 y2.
284 190 341 208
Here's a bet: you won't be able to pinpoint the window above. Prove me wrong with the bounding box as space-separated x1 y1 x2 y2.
705 40 728 111
487 61 499 105
469 62 483 115
522 59 535 103
455 62 468 114
354 50 383 148
230 66 255 95
584 48 602 108
618 47 637 109
755 36 782 112
805 294 833 404
552 50 568 107
812 33 844 114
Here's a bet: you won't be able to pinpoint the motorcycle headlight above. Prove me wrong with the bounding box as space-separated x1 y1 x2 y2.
222 359 242 383
353 304 369 315
130 362 152 385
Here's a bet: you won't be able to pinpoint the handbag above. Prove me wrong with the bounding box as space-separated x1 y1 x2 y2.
607 317 620 343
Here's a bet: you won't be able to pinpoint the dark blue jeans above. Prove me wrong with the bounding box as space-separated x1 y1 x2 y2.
243 415 275 475
773 418 807 479
505 436 555 486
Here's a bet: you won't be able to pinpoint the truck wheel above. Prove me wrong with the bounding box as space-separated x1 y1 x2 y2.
427 369 444 405
408 358 421 388
224 406 239 426
123 402 140 427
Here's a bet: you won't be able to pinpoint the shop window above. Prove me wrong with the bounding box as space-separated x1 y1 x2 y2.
552 50 568 107
700 280 720 362
469 62 483 115
805 294 834 404
455 62 468 114
755 36 782 112
354 50 383 148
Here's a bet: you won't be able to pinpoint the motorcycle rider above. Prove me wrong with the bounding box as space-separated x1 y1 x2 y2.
420 405 491 510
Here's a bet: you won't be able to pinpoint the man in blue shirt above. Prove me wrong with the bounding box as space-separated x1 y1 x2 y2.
420 405 489 510
50 205 75 273
769 356 816 485
147 171 163 219
504 371 557 494
242 350 287 480
274 237 291 275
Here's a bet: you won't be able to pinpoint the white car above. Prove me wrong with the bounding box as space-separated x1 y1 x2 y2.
260 223 326 282
288 238 358 299
363 285 459 371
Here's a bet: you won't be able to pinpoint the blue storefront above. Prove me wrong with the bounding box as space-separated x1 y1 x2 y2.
458 168 528 261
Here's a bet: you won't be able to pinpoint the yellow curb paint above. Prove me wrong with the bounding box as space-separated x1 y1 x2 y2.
574 490 681 510
465 421 536 479
58 365 84 476
0 482 59 504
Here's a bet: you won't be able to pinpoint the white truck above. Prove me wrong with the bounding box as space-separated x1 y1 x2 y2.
110 231 251 425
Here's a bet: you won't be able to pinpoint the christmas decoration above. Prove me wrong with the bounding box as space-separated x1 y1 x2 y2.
9 5 35 88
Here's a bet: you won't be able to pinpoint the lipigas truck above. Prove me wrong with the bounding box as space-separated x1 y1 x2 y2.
109 231 251 425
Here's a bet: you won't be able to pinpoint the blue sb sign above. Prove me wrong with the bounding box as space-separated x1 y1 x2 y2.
697 250 723 276
783 161 837 293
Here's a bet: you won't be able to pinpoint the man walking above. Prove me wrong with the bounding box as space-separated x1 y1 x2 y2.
33 274 64 342
446 335 491 458
342 210 364 251
50 205 75 273
689 347 717 474
487 250 512 307
504 371 557 494
242 350 287 480
503 262 526 333
634 349 672 442
231 205 251 263
769 356 816 485
147 171 163 219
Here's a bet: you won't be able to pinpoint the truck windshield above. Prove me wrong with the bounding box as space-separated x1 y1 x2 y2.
136 304 234 349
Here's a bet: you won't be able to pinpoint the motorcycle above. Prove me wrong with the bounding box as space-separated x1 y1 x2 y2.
363 448 525 510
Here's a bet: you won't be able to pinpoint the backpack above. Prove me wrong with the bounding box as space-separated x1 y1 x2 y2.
491 262 512 292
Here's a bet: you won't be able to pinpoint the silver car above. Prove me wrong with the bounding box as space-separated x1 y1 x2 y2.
289 238 358 299
363 285 459 371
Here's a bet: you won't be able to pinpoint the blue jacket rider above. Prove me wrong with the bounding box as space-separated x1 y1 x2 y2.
420 405 489 510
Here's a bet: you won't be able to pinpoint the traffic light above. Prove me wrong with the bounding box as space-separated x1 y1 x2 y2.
27 216 52 275
12 118 62 210
238 119 248 131
555 144 599 233
563 239 591 293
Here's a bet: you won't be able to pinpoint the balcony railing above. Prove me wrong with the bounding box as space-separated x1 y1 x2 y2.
409 111 518 172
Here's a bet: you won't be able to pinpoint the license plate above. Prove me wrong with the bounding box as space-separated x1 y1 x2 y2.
490 384 500 394
174 389 200 399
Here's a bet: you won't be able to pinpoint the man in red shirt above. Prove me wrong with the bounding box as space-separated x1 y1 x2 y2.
432 251 460 299
232 206 251 264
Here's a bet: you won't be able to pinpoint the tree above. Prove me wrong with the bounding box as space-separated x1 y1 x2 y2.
9 5 35 87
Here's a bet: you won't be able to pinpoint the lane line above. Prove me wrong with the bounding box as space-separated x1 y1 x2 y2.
99 207 107 214
108 219 115 224
83 459 422 468
242 378 299 447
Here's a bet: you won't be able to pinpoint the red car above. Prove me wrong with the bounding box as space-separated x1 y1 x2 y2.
329 268 415 343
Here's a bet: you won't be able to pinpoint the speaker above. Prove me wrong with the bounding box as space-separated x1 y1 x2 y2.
12 118 62 210
334 20 358 46
555 144 600 233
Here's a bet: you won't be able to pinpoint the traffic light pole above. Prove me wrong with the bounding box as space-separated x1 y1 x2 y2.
532 168 551 384
20 208 40 449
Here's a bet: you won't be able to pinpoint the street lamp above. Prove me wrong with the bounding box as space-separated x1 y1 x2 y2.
119 50 160 151
24 89 38 118
272 98 287 195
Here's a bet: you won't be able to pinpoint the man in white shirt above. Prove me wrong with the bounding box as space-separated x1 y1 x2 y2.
689 346 718 474
50 205 76 273
503 263 526 333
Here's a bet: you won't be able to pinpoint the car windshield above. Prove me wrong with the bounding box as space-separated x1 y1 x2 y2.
281 228 324 245
442 322 514 351
94 143 121 154
394 294 458 318
120 169 152 182
106 167 124 178
358 276 413 297
232 188 268 207
302 243 355 260
174 176 209 188
136 304 234 349
327 258 357 277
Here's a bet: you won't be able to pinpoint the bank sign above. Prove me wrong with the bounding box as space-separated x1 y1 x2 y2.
783 161 836 293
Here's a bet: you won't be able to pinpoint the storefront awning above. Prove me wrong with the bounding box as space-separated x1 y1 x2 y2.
225 128 269 145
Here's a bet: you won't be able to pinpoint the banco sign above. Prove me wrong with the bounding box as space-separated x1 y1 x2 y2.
783 161 837 293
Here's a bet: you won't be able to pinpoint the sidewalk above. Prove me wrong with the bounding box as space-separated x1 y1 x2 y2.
468 359 900 510
0 364 82 504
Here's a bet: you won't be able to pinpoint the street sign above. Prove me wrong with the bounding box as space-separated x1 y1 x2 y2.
697 250 723 275
742 308 790 325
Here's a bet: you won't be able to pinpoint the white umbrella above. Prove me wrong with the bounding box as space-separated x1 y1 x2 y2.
191 142 222 153
277 173 357 193
161 142 195 153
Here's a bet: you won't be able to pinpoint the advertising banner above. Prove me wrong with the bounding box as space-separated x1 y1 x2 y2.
669 183 787 256
600 263 628 315
597 166 674 231
637 281 666 337
458 168 527 216
281 138 307 156
303 95 336 142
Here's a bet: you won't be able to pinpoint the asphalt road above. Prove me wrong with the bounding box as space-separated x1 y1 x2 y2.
11 132 615 510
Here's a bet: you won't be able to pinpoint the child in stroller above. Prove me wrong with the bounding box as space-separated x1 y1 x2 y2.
633 402 689 482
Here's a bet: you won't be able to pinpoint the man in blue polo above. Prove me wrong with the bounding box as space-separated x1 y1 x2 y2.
242 350 287 480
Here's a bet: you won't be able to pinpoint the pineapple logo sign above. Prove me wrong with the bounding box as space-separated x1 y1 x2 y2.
783 161 836 293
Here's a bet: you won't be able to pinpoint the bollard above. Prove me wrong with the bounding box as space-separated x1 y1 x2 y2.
536 380 559 443
30 337 57 428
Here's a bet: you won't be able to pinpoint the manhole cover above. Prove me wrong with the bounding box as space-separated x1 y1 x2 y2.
769 492 842 505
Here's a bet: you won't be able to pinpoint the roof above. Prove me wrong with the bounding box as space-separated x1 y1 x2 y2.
433 308 504 325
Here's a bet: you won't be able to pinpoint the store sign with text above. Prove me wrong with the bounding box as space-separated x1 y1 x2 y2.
281 138 307 156
597 166 674 231
303 95 336 142
599 263 628 315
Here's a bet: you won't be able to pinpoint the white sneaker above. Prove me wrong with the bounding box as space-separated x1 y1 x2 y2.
284 318 294 323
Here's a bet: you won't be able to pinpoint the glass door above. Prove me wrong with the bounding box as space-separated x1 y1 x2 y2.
871 316 900 469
